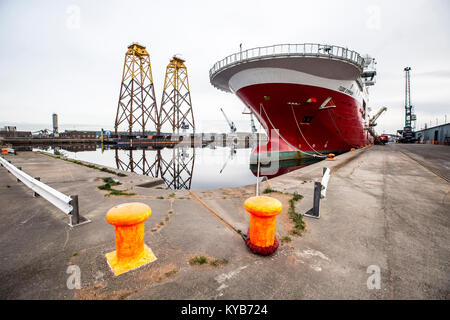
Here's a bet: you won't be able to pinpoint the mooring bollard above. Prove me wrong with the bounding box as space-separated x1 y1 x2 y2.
244 196 282 256
350 148 356 152
325 153 335 161
105 202 157 276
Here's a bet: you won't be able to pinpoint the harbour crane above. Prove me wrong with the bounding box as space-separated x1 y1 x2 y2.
220 108 237 133
219 145 237 174
398 67 417 143
250 112 257 134
367 106 387 139
242 106 257 133
369 106 387 128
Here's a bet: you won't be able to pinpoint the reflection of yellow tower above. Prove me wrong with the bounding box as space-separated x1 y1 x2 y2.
114 147 195 190
159 56 195 135
115 43 159 137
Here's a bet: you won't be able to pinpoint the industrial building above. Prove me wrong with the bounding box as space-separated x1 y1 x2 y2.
59 130 97 139
0 126 32 138
416 123 450 145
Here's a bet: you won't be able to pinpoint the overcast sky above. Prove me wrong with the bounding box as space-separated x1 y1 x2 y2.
0 0 449 134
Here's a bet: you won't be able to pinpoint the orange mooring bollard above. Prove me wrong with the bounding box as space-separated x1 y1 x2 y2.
244 196 282 255
325 153 335 161
350 148 356 152
105 202 157 276
1 148 7 154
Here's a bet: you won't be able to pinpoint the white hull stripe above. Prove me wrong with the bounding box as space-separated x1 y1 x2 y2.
229 67 365 105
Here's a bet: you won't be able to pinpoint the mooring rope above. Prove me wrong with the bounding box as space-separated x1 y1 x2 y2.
290 105 328 157
259 103 325 158
327 109 359 148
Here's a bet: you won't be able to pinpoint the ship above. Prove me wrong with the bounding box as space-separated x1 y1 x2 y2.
209 43 377 162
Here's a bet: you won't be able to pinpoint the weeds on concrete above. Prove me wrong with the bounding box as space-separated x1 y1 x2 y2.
168 193 175 198
164 270 178 278
261 188 306 236
107 189 136 196
263 188 278 194
100 167 127 177
189 255 208 265
157 196 164 199
209 258 228 267
37 152 127 177
288 192 305 236
189 255 228 267
98 177 136 197
281 236 292 243
97 177 121 190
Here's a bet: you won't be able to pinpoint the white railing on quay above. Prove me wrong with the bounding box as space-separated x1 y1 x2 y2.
0 156 89 226
304 167 331 219
321 167 331 199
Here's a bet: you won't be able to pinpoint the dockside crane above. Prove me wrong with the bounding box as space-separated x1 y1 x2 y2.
220 108 237 133
398 67 417 143
369 106 387 128
242 106 258 133
250 112 257 134
368 106 388 144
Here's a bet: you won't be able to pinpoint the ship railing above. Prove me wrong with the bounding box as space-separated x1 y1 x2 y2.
209 43 365 78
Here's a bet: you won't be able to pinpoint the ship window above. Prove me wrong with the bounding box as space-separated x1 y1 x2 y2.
301 116 313 123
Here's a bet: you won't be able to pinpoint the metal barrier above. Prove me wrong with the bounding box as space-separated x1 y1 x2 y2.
304 168 331 219
209 43 365 79
0 156 90 227
320 168 331 199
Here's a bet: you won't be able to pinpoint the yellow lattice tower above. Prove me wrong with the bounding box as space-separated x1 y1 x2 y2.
159 56 195 135
115 43 159 137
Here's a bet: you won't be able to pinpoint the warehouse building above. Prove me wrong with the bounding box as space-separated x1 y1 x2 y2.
416 123 450 145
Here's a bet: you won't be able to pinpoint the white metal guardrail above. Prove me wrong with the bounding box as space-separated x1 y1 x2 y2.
209 43 365 79
0 156 89 226
320 167 331 199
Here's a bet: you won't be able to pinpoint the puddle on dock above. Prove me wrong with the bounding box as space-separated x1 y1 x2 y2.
32 144 323 190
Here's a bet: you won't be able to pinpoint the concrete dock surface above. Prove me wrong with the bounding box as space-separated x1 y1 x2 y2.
0 144 448 299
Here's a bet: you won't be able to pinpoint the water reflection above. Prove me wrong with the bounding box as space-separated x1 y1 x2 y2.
114 147 195 190
32 141 323 190
249 157 322 179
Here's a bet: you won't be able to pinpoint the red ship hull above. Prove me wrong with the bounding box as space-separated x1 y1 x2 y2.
209 44 378 162
237 83 373 160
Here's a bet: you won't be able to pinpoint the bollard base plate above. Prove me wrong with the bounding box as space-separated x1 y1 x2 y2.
106 244 157 276
245 229 279 256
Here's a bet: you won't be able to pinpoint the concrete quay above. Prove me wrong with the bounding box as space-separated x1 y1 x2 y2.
0 144 448 299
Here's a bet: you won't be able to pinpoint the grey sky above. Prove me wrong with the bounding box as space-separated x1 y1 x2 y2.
0 0 449 134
